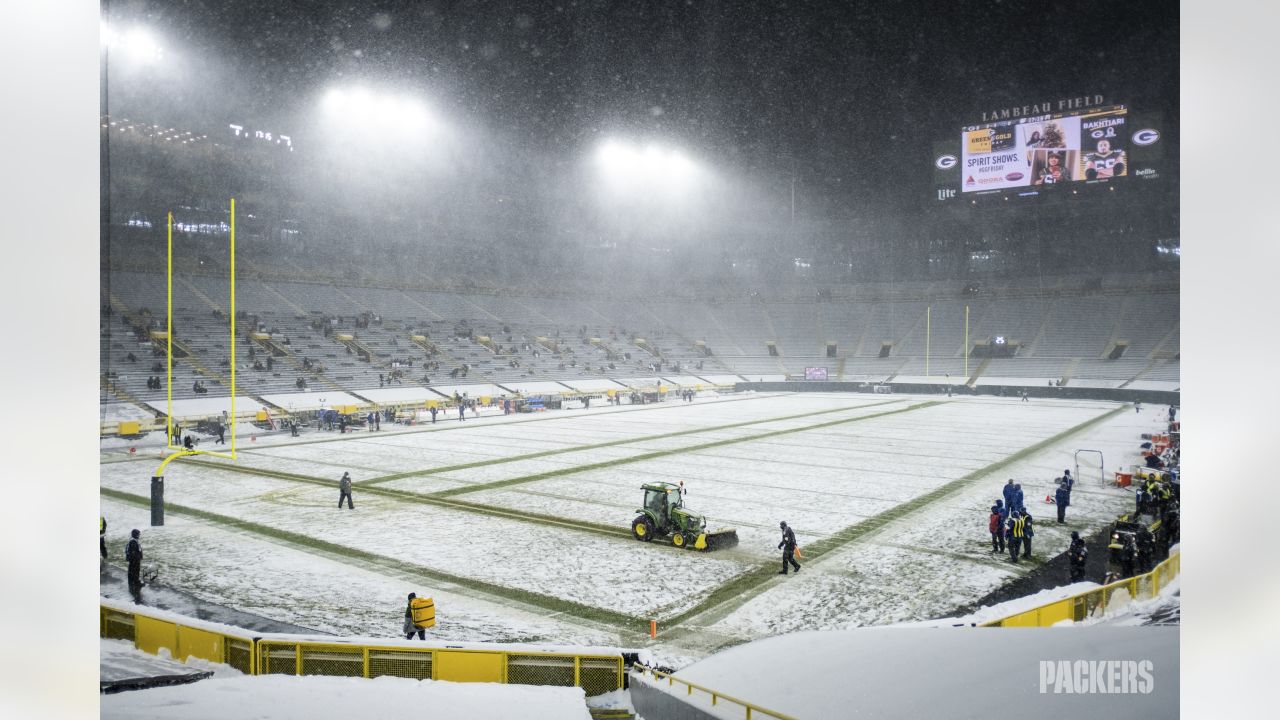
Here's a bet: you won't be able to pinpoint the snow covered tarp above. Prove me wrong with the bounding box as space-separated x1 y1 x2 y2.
258 391 365 412
640 626 1178 719
145 396 265 419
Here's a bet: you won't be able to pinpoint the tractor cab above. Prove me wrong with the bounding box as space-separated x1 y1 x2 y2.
643 484 682 529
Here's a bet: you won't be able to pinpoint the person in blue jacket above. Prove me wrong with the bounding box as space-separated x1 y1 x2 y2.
1002 479 1017 510
1011 483 1025 513
1054 480 1071 523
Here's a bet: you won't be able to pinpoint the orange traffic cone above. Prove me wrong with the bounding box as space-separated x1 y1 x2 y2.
1044 494 1055 504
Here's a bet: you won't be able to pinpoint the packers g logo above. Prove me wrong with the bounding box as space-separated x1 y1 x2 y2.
1132 129 1160 146
935 154 958 170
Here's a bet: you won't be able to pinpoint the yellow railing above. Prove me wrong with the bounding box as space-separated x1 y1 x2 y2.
633 665 797 720
101 600 623 695
101 600 256 674
980 549 1180 627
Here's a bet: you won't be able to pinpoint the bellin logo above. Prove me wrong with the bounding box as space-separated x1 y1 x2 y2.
935 154 958 170
1039 660 1154 694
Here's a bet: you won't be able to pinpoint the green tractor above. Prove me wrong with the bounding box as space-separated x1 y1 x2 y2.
631 482 739 551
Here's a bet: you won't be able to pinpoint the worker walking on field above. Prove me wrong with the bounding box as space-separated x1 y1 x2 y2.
404 593 426 640
778 521 800 575
338 472 354 510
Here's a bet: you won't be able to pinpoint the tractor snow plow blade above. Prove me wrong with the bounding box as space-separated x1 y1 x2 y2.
697 529 739 552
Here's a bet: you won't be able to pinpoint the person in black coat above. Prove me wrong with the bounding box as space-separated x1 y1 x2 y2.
1054 480 1071 523
126 529 144 603
777 521 800 575
1119 535 1137 578
1021 510 1034 560
1136 526 1155 573
100 516 108 562
1068 531 1088 582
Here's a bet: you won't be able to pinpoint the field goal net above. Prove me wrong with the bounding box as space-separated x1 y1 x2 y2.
1074 449 1106 487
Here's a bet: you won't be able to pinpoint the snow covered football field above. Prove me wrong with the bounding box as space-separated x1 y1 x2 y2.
100 391 1159 662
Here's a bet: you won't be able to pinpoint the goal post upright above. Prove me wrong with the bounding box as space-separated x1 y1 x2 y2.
160 197 238 463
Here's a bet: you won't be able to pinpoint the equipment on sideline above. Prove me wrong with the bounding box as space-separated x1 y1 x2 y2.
410 596 436 629
631 482 738 551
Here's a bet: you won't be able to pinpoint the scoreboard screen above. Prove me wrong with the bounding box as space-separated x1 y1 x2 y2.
932 102 1166 202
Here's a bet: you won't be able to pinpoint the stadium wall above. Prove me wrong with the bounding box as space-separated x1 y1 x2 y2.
737 381 1178 405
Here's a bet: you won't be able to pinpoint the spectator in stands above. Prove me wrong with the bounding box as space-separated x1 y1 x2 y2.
1068 532 1088 582
266 356 274 371
1054 479 1071 523
126 352 137 362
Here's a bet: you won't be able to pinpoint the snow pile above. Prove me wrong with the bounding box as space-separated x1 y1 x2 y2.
100 639 240 684
101 674 592 720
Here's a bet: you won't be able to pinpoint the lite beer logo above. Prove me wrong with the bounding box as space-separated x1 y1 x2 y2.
937 188 956 200
1132 129 1161 146
1039 660 1154 694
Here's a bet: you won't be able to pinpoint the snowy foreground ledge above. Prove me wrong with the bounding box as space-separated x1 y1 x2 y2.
637 625 1178 719
101 673 594 720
